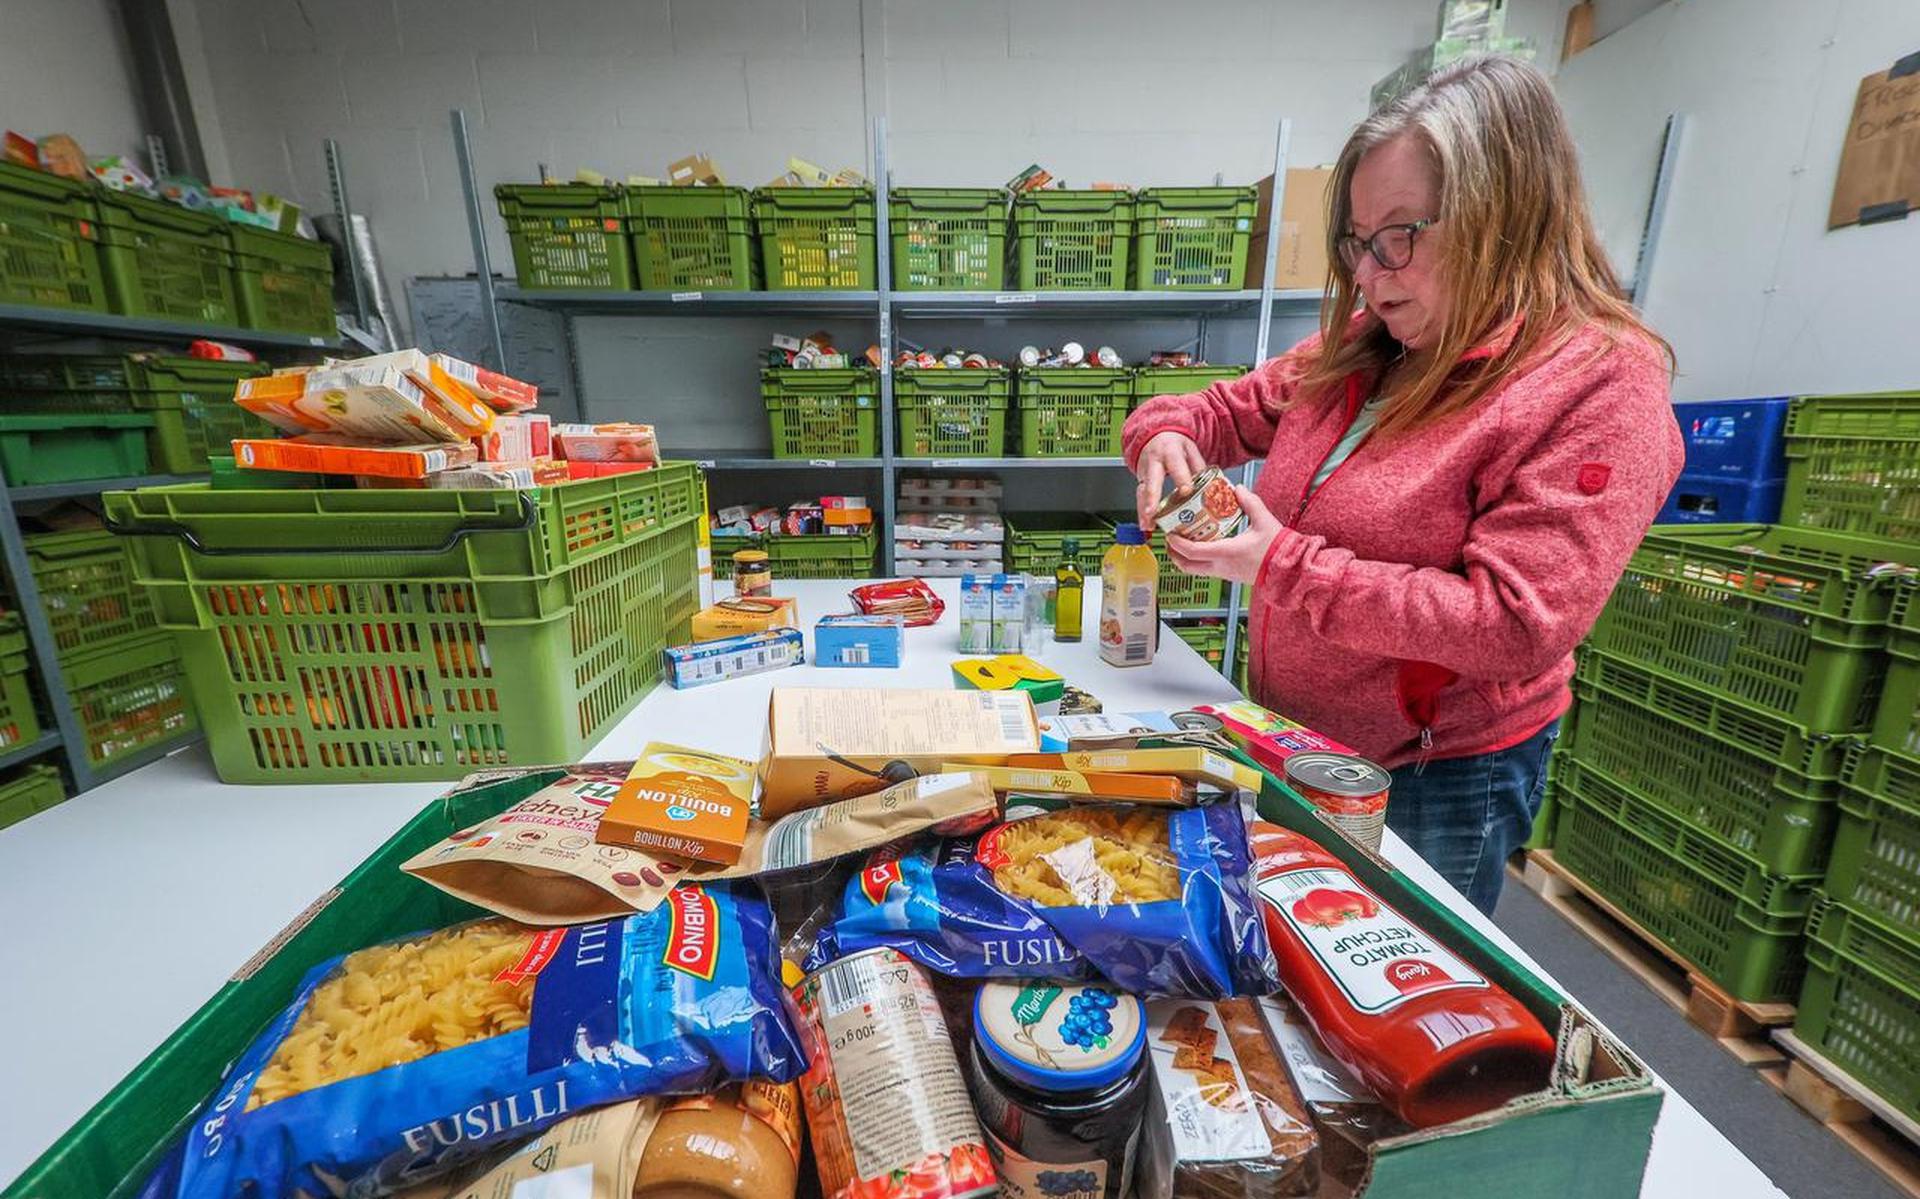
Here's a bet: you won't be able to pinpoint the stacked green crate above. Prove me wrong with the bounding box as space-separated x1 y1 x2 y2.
895 367 1010 458
1015 368 1131 456
1012 191 1133 290
94 190 238 324
1005 513 1112 578
0 161 108 313
1781 392 1920 542
1169 619 1226 670
889 189 1008 291
761 368 879 458
496 182 633 290
752 187 875 290
714 526 879 581
1132 188 1256 290
228 224 336 337
0 613 40 752
0 764 67 830
0 353 272 476
1235 618 1249 693
626 186 758 290
1131 365 1248 407
1554 522 1920 1001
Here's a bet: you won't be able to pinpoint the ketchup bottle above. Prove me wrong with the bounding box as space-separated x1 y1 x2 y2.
1247 822 1556 1127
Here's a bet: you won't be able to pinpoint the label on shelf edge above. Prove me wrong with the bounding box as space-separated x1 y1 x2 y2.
671 291 703 302
994 293 1038 305
809 458 836 467
695 459 717 469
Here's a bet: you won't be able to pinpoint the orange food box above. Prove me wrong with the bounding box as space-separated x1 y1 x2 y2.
325 348 497 436
691 596 800 641
822 507 872 527
233 434 479 480
430 353 539 412
596 742 757 865
234 363 470 444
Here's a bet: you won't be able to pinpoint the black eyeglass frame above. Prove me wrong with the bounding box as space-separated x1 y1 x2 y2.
1335 218 1439 272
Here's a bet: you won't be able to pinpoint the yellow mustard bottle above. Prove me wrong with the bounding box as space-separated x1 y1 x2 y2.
1099 523 1158 667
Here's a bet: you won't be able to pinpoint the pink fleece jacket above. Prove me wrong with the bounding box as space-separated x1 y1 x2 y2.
1123 316 1682 768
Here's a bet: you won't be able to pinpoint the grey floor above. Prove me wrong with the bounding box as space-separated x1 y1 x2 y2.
1494 879 1905 1199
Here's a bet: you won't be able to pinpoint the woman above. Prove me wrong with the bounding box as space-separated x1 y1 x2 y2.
1124 56 1682 915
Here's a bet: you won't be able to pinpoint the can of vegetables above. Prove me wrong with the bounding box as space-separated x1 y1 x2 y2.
1152 467 1247 542
1284 751 1392 851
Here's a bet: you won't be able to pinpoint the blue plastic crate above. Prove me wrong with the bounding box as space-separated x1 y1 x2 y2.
1656 474 1785 524
1674 397 1791 480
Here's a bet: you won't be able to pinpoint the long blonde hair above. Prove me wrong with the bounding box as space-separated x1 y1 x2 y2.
1300 55 1672 435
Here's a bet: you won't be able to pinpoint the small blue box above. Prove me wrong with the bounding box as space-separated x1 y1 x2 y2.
814 613 905 668
1657 473 1784 524
1673 397 1791 480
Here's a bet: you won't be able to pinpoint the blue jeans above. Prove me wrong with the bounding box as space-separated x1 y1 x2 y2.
1384 721 1560 916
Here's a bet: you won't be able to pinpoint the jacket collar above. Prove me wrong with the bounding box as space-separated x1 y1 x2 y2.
1345 309 1525 365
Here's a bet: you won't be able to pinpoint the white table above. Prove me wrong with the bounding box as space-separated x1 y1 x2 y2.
0 578 1782 1195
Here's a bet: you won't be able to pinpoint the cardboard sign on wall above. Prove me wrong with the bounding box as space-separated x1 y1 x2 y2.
1828 53 1920 230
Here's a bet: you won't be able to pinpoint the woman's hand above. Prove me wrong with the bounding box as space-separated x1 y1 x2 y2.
1133 431 1208 528
1164 486 1283 586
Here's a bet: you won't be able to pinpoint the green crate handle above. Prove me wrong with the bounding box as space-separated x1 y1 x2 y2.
100 192 222 236
753 188 871 213
1138 189 1256 212
1807 903 1920 1002
105 492 538 556
894 193 1008 212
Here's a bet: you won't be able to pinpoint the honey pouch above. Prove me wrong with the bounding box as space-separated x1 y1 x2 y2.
818 803 1275 999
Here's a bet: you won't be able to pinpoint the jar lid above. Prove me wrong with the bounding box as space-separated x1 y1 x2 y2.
974 980 1145 1094
734 549 768 563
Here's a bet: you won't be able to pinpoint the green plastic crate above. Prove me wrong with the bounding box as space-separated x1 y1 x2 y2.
94 189 237 324
1782 392 1920 542
1587 523 1919 732
1235 617 1249 692
625 185 758 290
1171 619 1226 668
1131 364 1248 407
0 160 107 312
1828 746 1920 942
1551 753 1812 1003
1795 897 1920 1125
1016 367 1131 456
1566 654 1843 876
1132 187 1257 290
228 223 336 337
23 528 159 660
770 529 879 580
1005 512 1114 577
0 352 273 474
761 368 879 458
895 367 1010 457
103 469 702 782
0 413 151 485
1095 510 1226 610
0 764 66 831
889 188 1008 291
1872 579 1920 759
1013 190 1133 290
0 613 40 751
751 187 875 290
65 629 196 769
495 182 633 290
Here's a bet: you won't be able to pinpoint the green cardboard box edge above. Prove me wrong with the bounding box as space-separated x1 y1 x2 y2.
2 759 1661 1199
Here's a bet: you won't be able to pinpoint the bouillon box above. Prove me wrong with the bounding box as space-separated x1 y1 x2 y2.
1 755 1658 1199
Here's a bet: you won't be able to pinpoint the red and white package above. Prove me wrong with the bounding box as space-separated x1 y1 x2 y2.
429 353 539 412
849 578 945 627
476 413 553 462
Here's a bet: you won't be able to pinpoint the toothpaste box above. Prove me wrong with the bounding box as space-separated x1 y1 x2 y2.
814 613 905 668
664 628 804 689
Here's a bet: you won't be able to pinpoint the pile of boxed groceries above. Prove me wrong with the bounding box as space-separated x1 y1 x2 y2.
83 592 1660 1199
229 348 658 487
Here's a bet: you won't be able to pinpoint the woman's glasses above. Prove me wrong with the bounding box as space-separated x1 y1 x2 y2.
1336 219 1437 272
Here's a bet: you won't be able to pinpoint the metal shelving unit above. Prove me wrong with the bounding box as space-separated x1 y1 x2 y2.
450 109 1303 680
0 144 364 797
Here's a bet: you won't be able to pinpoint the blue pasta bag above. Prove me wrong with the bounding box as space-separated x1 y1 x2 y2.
175 882 803 1198
823 803 1275 998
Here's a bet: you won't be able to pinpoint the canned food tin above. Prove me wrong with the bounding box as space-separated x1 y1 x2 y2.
1018 345 1042 367
1170 710 1225 733
1060 341 1086 365
1152 466 1247 541
1092 345 1122 368
962 352 989 369
794 948 999 1199
1284 750 1391 850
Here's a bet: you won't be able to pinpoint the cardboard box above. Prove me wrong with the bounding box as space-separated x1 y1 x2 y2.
1245 169 1334 292
327 348 497 437
823 507 872 527
424 463 536 489
663 628 804 689
1006 747 1262 794
554 422 658 465
6 763 1663 1199
596 743 755 865
759 687 1041 818
691 596 800 642
235 365 470 444
1193 700 1357 776
476 413 552 463
814 613 904 668
430 353 538 412
232 435 478 480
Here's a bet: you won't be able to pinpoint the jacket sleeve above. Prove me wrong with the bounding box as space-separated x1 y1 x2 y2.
1121 334 1324 471
1251 343 1681 681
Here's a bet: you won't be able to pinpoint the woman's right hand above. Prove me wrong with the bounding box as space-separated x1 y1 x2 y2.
1133 431 1208 528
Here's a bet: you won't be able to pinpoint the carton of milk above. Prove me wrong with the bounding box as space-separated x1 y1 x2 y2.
991 574 1027 654
958 574 995 653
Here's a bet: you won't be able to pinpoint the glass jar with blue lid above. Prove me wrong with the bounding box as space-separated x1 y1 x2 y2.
965 980 1148 1199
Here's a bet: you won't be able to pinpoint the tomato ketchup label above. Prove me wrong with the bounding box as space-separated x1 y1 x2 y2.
1256 867 1487 1014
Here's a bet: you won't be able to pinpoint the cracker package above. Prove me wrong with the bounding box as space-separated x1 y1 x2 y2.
1256 994 1406 1194
817 802 1275 998
1139 998 1319 1199
173 885 805 1199
401 765 691 924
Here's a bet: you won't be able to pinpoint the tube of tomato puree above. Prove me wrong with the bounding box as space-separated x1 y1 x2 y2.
1247 822 1556 1128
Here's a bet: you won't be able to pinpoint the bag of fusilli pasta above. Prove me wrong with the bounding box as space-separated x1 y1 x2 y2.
817 802 1276 998
173 882 803 1199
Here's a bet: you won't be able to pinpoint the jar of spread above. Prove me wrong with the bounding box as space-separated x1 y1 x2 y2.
966 980 1149 1199
633 1080 802 1199
734 548 772 598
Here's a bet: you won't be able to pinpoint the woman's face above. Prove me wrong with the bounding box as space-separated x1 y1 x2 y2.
1347 134 1449 352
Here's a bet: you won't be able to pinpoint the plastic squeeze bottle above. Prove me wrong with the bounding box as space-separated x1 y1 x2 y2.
1054 540 1085 642
1098 523 1158 667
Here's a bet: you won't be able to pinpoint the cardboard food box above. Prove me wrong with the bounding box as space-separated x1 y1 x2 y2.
232 434 479 480
326 348 498 436
663 628 804 689
4 763 1664 1199
690 596 800 642
1245 168 1334 292
235 364 470 444
595 743 756 865
759 687 1041 818
430 353 538 412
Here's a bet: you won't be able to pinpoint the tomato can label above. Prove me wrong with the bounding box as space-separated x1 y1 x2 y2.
1153 467 1247 542
795 948 999 1199
1284 751 1390 851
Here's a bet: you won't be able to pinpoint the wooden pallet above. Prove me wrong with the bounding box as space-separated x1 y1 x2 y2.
1513 849 1794 1065
1766 1030 1920 1199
